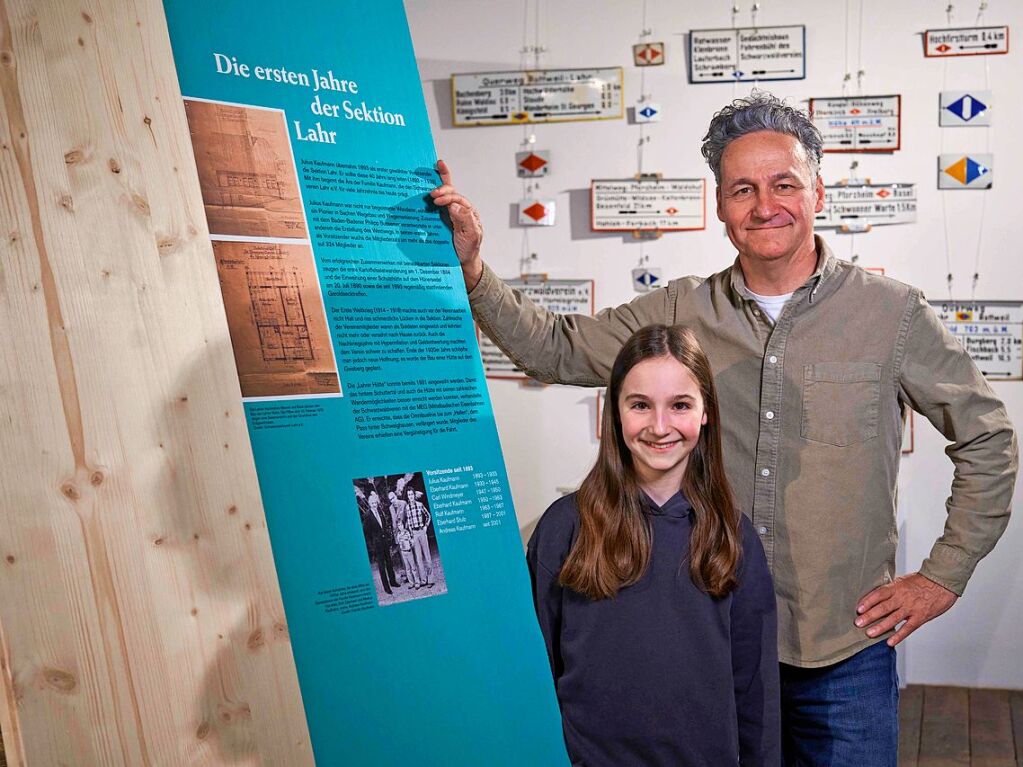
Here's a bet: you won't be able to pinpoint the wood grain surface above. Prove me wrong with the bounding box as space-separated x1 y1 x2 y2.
0 0 312 763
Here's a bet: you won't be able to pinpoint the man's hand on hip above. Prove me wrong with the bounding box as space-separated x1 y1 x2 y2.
854 572 958 647
430 159 484 292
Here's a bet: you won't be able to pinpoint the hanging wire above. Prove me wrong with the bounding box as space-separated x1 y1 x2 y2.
855 0 865 94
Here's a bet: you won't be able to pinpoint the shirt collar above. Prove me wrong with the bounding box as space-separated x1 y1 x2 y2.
640 490 692 518
729 234 840 306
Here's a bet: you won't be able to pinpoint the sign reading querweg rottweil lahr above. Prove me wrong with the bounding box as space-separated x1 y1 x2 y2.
452 68 624 126
930 301 1023 380
162 2 568 765
688 25 806 83
480 279 595 379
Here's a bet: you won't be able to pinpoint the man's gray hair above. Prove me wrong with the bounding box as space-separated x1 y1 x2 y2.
701 92 824 184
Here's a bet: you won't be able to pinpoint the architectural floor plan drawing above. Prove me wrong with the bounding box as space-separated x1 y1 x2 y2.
185 99 308 239
213 241 340 397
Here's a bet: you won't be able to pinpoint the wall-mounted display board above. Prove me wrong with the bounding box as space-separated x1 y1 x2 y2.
688 25 806 83
809 95 901 152
929 301 1023 380
814 183 917 229
452 68 623 126
165 1 568 765
940 90 993 126
480 279 594 379
925 26 1010 57
591 178 706 232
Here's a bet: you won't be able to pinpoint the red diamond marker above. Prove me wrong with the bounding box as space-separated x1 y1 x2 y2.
850 108 861 115
936 43 951 52
519 153 547 173
523 202 547 222
665 207 678 215
875 189 891 198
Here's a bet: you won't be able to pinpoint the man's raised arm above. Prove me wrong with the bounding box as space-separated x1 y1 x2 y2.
430 160 680 385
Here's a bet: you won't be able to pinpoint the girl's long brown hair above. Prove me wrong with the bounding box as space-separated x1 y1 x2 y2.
559 324 742 599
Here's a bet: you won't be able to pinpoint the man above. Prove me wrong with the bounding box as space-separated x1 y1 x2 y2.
403 486 435 588
363 490 399 596
430 93 1017 764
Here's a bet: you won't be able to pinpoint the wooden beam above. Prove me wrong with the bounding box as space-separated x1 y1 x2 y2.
969 688 1015 767
898 684 924 767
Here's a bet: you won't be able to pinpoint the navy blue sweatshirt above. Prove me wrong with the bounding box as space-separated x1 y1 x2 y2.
526 491 780 766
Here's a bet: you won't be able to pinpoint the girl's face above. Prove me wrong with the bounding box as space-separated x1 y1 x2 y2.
618 356 707 489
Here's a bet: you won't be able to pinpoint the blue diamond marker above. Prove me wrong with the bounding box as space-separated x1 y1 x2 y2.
965 157 989 184
946 94 987 122
732 70 744 79
635 271 659 288
639 106 657 119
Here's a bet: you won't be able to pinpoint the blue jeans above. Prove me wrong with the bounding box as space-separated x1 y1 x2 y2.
780 641 899 766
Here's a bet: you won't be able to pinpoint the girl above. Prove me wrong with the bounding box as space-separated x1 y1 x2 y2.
527 324 780 766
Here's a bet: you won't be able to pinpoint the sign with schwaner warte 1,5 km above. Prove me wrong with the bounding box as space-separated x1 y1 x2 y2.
929 301 1023 380
451 68 623 126
591 178 706 232
810 95 901 152
815 183 916 229
925 26 1010 57
688 25 805 83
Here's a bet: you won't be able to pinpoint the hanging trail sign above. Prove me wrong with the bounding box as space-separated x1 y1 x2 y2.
815 183 916 229
452 68 623 126
688 25 806 83
810 95 901 152
480 279 595 379
925 26 1009 57
929 301 1023 380
591 178 705 232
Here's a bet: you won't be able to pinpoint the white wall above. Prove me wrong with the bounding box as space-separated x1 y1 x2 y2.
407 0 1023 688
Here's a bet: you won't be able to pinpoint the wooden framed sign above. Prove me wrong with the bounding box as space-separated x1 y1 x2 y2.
452 68 623 126
591 178 705 232
809 95 901 152
929 300 1023 380
688 25 805 83
814 183 916 229
925 26 1009 57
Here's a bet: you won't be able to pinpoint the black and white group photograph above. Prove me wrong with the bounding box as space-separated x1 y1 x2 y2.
353 471 448 606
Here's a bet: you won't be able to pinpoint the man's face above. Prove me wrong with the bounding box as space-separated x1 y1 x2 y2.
716 131 824 267
368 492 380 511
388 492 397 505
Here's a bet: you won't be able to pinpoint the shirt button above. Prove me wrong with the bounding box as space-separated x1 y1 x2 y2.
758 526 768 535
765 410 775 420
761 468 770 476
752 308 761 317
769 355 778 364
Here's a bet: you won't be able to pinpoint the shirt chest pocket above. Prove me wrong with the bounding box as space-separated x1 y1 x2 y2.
800 362 882 447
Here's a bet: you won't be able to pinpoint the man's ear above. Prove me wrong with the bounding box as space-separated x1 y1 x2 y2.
716 186 724 222
814 175 825 214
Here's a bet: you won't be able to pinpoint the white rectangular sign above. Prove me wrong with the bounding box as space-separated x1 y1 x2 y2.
815 184 917 228
925 26 1010 57
591 178 705 232
929 300 1023 380
939 154 993 189
452 68 623 126
810 95 901 152
688 25 805 83
479 279 595 379
940 90 992 126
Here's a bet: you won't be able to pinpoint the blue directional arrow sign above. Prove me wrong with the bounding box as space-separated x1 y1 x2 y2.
632 268 663 292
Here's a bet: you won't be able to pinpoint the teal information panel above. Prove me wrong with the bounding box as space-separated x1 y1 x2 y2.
162 2 567 764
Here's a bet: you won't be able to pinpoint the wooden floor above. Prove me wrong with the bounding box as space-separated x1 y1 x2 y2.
901 686 1023 766
0 685 1018 765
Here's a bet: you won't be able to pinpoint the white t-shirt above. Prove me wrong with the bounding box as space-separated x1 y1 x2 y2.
744 287 793 323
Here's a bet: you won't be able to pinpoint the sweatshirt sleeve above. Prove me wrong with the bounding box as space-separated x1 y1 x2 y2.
526 526 564 680
731 519 781 765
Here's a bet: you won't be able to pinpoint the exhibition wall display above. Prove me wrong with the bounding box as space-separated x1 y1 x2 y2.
407 0 1023 689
